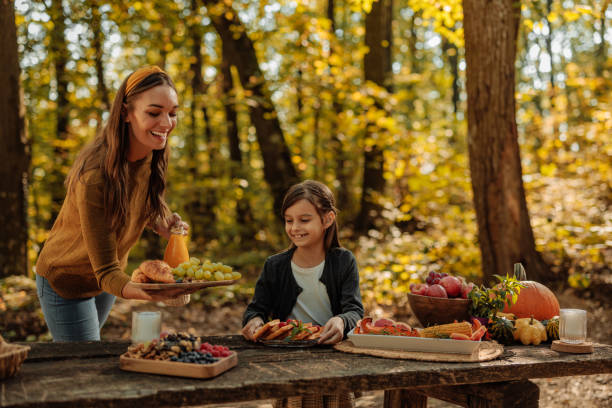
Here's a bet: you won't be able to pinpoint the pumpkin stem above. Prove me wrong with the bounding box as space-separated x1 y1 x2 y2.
513 263 527 281
529 316 534 325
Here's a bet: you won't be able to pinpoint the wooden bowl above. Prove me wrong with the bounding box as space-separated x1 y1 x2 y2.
407 293 470 327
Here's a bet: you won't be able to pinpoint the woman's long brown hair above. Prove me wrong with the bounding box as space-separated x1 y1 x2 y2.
65 71 175 232
281 180 340 251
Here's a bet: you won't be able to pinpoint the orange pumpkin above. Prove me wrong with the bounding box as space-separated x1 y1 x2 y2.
502 264 560 321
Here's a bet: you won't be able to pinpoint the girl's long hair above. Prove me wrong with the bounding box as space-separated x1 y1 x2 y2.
281 180 340 251
65 71 175 231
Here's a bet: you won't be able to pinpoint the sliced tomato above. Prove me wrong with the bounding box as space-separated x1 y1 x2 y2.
358 317 372 333
373 318 396 328
359 317 386 334
384 326 403 336
395 322 412 332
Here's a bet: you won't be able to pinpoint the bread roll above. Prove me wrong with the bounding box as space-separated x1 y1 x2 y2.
137 260 175 283
131 268 150 283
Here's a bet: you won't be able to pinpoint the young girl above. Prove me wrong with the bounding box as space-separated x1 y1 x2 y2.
35 66 187 342
242 180 363 407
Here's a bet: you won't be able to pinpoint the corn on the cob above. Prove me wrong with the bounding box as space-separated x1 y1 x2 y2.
420 322 472 338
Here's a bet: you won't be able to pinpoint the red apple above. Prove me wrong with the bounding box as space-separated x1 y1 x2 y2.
410 283 428 295
440 276 462 297
426 284 448 298
461 282 475 299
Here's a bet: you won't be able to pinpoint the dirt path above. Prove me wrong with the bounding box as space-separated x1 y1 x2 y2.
102 289 611 407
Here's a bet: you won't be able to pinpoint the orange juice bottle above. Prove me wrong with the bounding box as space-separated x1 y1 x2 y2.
163 224 189 268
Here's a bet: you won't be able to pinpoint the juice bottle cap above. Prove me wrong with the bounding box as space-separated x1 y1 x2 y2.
170 224 187 235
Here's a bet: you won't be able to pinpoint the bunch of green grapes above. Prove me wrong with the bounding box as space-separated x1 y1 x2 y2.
173 257 241 282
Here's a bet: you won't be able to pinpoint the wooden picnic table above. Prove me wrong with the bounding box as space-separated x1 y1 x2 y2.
2 335 611 408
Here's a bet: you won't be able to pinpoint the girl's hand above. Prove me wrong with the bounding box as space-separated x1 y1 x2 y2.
318 316 345 345
241 317 264 341
154 212 189 240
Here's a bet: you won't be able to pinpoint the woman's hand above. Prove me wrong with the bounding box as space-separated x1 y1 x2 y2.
153 212 190 240
121 281 193 301
317 316 345 345
241 317 264 341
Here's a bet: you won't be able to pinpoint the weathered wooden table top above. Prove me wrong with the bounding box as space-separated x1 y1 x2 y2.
2 336 611 408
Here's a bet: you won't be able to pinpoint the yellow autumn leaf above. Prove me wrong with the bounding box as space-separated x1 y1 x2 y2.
328 54 341 66
563 10 580 22
390 264 403 273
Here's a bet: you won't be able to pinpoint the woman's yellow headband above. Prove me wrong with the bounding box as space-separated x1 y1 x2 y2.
125 66 166 96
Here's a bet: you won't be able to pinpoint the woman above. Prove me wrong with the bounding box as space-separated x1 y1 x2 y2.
36 66 186 341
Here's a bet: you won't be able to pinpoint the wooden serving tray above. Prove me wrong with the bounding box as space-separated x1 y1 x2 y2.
335 340 503 363
119 351 237 379
131 279 238 290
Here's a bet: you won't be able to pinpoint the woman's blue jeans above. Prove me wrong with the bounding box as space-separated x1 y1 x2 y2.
36 275 116 342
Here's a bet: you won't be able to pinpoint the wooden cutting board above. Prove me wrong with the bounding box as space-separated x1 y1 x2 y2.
334 340 504 363
119 351 237 379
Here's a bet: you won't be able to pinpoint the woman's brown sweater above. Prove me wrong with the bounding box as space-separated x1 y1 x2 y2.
36 155 153 299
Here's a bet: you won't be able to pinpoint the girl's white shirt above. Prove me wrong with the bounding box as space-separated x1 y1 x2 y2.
288 260 333 326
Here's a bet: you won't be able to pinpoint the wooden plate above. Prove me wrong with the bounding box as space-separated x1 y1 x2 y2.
131 279 238 290
119 351 237 379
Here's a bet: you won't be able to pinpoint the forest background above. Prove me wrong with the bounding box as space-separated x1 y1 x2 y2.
0 0 610 344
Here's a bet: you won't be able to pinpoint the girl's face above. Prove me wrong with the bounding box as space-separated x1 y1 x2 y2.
284 199 334 251
125 84 178 160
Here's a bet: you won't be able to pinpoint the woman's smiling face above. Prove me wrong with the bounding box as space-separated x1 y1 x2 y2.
125 84 178 160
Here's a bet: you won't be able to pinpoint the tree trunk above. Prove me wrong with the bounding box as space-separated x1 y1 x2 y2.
543 0 557 137
544 0 555 92
357 0 392 232
408 12 420 75
185 0 217 245
48 0 71 228
0 0 29 277
221 43 255 240
595 1 610 78
203 0 299 215
442 36 460 114
313 98 321 179
90 1 109 114
327 0 350 214
463 0 550 284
